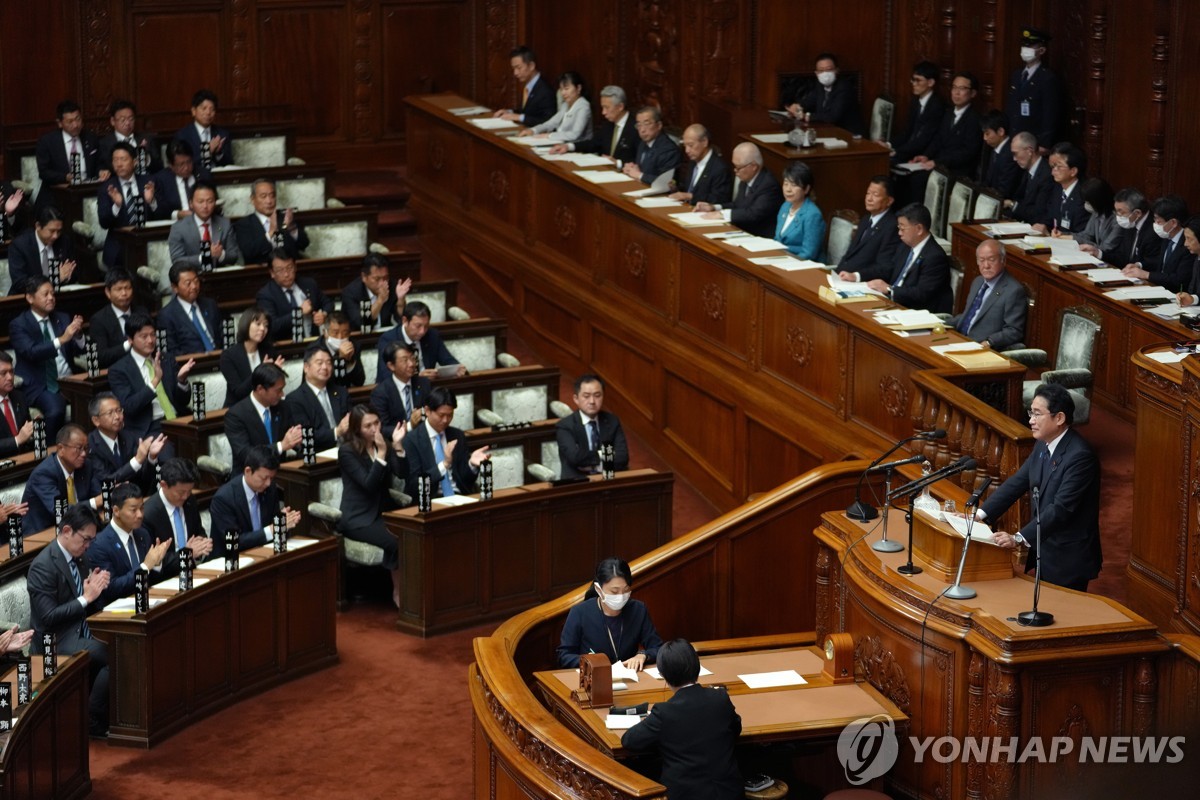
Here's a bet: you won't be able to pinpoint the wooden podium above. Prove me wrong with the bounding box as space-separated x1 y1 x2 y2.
909 508 1013 583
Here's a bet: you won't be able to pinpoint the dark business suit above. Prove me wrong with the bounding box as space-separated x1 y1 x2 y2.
21 455 99 536
256 278 333 342
90 523 164 597
337 445 404 569
232 212 310 265
315 335 365 389
341 276 400 331
11 309 81 437
87 304 147 368
6 228 77 295
86 428 159 498
150 167 195 218
225 397 286 476
860 238 954 314
34 130 100 189
728 170 784 239
981 139 1023 202
981 428 1102 590
573 114 639 162
555 598 662 668
107 352 190 438
674 154 733 206
369 374 432 435
167 214 241 268
142 490 206 573
208 476 284 556
1008 159 1054 226
892 94 946 163
282 382 349 452
1107 219 1161 268
1046 182 1091 235
156 296 223 356
517 76 557 128
98 132 162 176
173 123 233 177
96 173 166 267
838 209 900 274
375 326 459 382
633 137 683 185
403 423 478 498
947 271 1028 350
795 78 863 135
555 411 629 479
218 343 280 409
1005 64 1062 150
924 106 983 176
0 389 31 458
1143 231 1193 290
622 683 743 800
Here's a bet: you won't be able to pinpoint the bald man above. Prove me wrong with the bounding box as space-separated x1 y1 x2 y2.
696 142 782 239
667 124 732 205
945 239 1028 350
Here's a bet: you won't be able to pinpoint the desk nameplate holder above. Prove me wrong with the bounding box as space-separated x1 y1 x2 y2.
573 653 613 709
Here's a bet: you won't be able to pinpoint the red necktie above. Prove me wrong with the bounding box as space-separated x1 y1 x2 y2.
202 222 211 242
1 398 16 436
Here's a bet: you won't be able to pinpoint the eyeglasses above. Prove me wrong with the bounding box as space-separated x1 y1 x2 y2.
73 530 97 543
1027 408 1049 419
61 443 90 454
732 162 754 172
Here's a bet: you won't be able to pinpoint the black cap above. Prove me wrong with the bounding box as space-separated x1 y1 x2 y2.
1021 27 1051 46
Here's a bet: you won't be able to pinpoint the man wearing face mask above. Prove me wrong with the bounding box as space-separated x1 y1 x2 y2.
783 53 864 136
555 557 662 671
1005 27 1063 151
1083 188 1160 267
1121 195 1191 289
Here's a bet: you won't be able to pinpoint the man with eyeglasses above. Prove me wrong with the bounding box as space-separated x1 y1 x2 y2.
27 502 116 737
1032 143 1090 235
21 423 104 536
1001 131 1053 226
889 61 945 165
621 107 682 186
695 143 782 239
86 391 168 497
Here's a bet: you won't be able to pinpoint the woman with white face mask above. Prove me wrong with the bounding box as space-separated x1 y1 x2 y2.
1057 177 1121 257
555 556 662 671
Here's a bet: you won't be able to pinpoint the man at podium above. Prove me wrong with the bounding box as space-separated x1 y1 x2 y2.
977 383 1101 591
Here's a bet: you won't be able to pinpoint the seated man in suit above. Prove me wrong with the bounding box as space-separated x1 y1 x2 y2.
27 503 116 736
556 374 630 479
34 100 104 196
1002 131 1053 225
1121 195 1191 289
979 383 1102 592
151 140 197 221
209 445 300 556
90 483 172 596
1033 142 1090 235
980 110 1023 202
622 106 682 186
174 89 233 176
142 457 213 566
1083 187 1159 267
11 277 85 439
282 346 349 452
784 52 863 135
375 300 465 383
846 203 953 314
403 387 490 499
88 270 148 368
86 391 168 497
6 205 78 295
22 424 103 535
98 99 161 177
0 353 34 458
167 181 241 271
315 311 365 388
257 249 333 341
667 124 732 205
370 341 431 436
549 85 639 163
157 263 223 356
233 178 310 265
341 254 405 331
907 71 983 186
108 312 195 440
622 638 743 799
836 175 901 275
493 45 556 127
225 363 303 476
97 142 166 269
694 142 783 239
890 61 945 164
946 239 1028 350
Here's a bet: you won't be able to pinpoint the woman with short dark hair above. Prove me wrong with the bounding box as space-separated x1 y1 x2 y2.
555 556 662 669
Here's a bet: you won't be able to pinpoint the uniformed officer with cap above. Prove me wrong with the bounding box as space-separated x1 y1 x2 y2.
1005 27 1064 151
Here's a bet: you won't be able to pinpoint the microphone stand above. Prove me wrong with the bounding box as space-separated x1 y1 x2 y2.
945 503 981 600
896 494 923 575
887 458 975 577
872 465 905 553
846 431 943 521
1017 486 1054 626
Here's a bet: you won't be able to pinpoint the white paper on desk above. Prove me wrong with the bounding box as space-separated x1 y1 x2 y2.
576 170 635 185
1105 286 1177 301
610 662 640 683
1050 252 1104 267
143 219 174 228
1150 305 1188 319
738 670 808 689
984 222 1037 236
874 309 944 328
732 236 787 252
821 138 849 149
468 117 518 130
622 185 670 197
942 513 998 543
604 714 645 730
749 256 825 271
1083 268 1136 283
316 446 340 459
893 329 932 337
508 135 552 146
644 665 712 681
210 165 242 172
449 105 491 116
635 197 684 208
1147 351 1191 364
826 274 886 296
706 230 751 240
431 494 479 507
104 597 166 612
177 576 210 591
668 211 729 227
751 133 791 144
932 341 985 354
286 538 319 551
893 161 929 173
569 154 618 167
58 283 90 292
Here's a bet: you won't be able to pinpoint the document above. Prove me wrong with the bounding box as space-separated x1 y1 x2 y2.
468 118 518 130
749 256 826 271
1104 286 1176 301
177 576 210 591
1147 351 1191 364
104 597 166 613
984 222 1037 236
942 513 998 543
705 230 751 240
431 494 479 507
820 138 849 149
286 538 320 551
604 714 645 730
893 161 929 173
508 135 553 146
1149 305 1188 320
738 670 807 689
634 197 684 209
575 170 635 185
730 236 787 251
873 308 944 329
610 662 640 682
931 341 985 354
824 274 886 298
667 211 730 227
1049 252 1104 267
449 105 491 116
1083 268 1137 283
751 133 791 144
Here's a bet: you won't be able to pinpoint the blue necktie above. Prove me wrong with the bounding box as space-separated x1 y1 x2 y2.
587 420 599 451
432 433 455 498
895 249 917 287
68 558 91 638
403 384 412 419
125 535 139 571
958 283 990 333
172 506 186 549
190 306 214 351
262 408 273 443
250 492 261 532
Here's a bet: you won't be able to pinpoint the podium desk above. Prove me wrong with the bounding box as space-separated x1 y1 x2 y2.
88 534 338 748
534 644 906 759
385 469 673 636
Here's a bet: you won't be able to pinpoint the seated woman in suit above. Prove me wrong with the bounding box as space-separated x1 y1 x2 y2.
555 556 662 670
773 161 825 260
338 404 407 607
218 306 283 408
517 71 593 143
1058 177 1121 257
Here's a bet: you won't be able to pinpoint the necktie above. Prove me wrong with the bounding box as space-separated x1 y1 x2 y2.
172 506 186 549
125 182 135 203
41 246 50 274
67 559 91 637
958 283 990 333
201 221 211 242
40 318 59 391
688 164 700 193
262 408 273 443
190 306 214 351
250 492 262 532
66 475 77 504
319 389 336 428
112 437 120 462
403 384 412 419
521 85 529 108
264 217 271 237
610 123 620 156
126 535 139 571
432 433 455 497
895 249 917 287
587 419 599 451
1 398 16 436
1166 238 1176 262
143 358 176 419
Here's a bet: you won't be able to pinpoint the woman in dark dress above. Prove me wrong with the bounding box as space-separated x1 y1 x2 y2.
219 306 283 407
556 556 662 670
337 404 407 607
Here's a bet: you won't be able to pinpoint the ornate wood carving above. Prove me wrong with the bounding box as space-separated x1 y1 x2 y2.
701 282 726 320
1084 13 1108 173
815 545 832 641
483 0 515 110
351 0 374 140
966 652 986 800
554 205 576 239
1056 701 1092 740
1133 656 1157 736
488 170 509 202
855 635 912 713
1147 2 1170 198
699 1 740 103
624 242 647 278
229 0 253 107
79 2 116 119
428 138 445 172
911 0 937 59
785 325 813 366
979 1 1000 105
938 4 956 86
634 0 680 117
986 665 1020 799
879 375 909 418
1184 422 1197 609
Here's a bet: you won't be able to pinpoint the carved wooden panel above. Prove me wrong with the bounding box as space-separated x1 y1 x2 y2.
662 369 736 490
428 525 481 611
676 249 754 362
745 415 823 497
632 0 682 120
599 206 678 320
406 111 470 205
381 1 468 138
532 173 594 265
256 8 346 138
760 288 845 413
848 335 924 440
521 285 582 359
130 11 226 116
469 143 524 228
592 329 657 422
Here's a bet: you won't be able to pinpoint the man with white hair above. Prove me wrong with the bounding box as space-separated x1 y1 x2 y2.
694 142 782 239
549 85 638 163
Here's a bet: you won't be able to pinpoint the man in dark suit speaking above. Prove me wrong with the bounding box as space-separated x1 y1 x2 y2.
979 383 1102 592
946 239 1028 350
555 374 629 479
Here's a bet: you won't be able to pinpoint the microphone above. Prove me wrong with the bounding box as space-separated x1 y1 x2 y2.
846 429 945 521
916 428 947 440
966 476 994 509
888 456 975 503
865 454 925 474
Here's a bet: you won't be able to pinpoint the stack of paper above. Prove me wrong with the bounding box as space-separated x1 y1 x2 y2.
738 670 807 688
984 222 1037 236
820 138 849 149
942 513 998 543
1082 268 1136 284
540 152 612 167
622 185 670 197
604 714 644 730
449 105 490 116
751 133 791 144
893 161 929 173
508 135 551 146
1149 305 1188 319
825 274 885 298
635 197 684 209
468 118 518 130
431 494 479 507
730 236 787 252
931 341 985 355
749 256 825 271
610 662 640 683
1104 286 1177 301
1146 351 1191 364
874 309 944 329
668 211 731 227
576 170 634 185
941 350 1013 370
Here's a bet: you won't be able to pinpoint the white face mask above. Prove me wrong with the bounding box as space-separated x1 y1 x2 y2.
1153 221 1171 239
1020 47 1037 63
1115 213 1136 230
816 71 836 87
325 336 346 351
1083 202 1095 215
596 582 630 612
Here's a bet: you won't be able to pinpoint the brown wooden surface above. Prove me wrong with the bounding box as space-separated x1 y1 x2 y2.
88 533 339 748
386 469 673 637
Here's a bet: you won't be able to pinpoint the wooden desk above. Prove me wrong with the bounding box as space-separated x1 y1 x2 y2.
386 469 673 636
0 653 92 800
88 533 338 748
534 644 905 759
